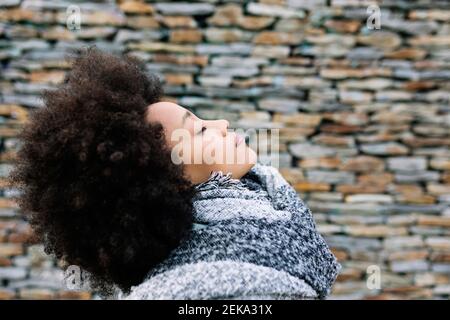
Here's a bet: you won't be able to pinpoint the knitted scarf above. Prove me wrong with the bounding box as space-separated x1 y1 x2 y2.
121 162 341 300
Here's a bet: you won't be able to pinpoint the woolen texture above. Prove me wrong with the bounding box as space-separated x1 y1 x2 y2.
121 162 341 300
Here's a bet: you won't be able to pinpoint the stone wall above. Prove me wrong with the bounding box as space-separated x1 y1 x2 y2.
0 0 449 299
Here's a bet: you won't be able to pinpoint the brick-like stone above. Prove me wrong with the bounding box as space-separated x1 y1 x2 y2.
345 225 407 237
409 35 450 47
385 48 427 60
357 32 402 49
409 10 450 21
345 194 394 204
306 170 355 184
384 236 424 249
425 237 450 250
361 143 409 156
273 113 321 127
19 288 55 300
119 1 154 14
170 29 202 43
0 288 15 299
253 31 302 45
312 134 355 147
324 19 361 33
430 158 450 170
294 182 330 192
417 216 450 228
339 78 392 90
0 243 23 257
427 184 450 196
258 98 300 113
0 266 27 280
161 16 197 28
391 260 429 273
387 157 427 172
289 142 336 159
154 2 214 15
299 157 341 169
247 3 305 18
339 156 385 172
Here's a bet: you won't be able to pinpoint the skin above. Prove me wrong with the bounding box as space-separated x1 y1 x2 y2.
146 101 257 184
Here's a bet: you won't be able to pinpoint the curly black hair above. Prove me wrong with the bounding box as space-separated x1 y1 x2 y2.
8 47 197 296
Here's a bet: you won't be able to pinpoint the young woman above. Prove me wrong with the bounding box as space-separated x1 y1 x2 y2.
9 47 340 299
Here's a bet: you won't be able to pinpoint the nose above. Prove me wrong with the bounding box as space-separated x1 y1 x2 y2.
219 119 229 136
207 119 229 137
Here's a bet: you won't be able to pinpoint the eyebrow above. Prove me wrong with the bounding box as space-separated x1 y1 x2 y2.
181 110 192 126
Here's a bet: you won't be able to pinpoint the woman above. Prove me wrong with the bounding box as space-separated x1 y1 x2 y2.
9 47 340 299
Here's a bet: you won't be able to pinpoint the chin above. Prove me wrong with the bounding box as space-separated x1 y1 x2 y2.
230 147 258 179
247 147 258 167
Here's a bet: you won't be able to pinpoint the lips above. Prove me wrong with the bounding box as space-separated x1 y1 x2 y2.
235 134 244 146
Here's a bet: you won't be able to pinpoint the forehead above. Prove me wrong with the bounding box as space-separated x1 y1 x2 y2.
146 101 187 130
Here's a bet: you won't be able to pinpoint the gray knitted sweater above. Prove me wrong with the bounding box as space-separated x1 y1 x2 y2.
120 162 341 300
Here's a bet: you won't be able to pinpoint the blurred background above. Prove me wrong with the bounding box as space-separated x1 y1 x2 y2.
0 0 449 299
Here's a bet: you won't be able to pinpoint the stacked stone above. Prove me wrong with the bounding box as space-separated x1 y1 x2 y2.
0 0 449 299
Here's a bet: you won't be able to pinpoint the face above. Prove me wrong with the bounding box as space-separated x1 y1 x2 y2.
146 101 257 184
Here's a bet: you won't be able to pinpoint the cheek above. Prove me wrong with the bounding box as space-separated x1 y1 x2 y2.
187 136 222 162
206 136 232 158
190 135 254 165
181 135 226 165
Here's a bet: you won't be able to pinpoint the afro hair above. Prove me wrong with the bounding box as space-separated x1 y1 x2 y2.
8 47 197 296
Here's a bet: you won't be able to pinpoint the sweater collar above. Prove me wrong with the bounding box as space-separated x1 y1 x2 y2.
193 163 263 192
194 170 247 192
